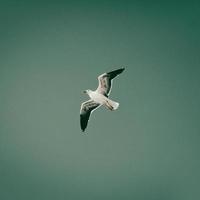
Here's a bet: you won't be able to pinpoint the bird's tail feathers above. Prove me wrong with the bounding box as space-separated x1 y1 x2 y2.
105 99 119 111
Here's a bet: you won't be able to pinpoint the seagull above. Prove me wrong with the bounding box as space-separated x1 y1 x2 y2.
80 68 125 132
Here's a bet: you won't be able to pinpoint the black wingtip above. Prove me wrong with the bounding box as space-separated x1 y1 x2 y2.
119 67 125 74
81 126 86 132
121 67 125 71
116 67 125 73
106 67 125 80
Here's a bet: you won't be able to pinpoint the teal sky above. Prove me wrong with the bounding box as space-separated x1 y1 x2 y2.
0 1 200 200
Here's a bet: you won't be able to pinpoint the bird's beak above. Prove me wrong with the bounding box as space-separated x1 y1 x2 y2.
83 90 87 94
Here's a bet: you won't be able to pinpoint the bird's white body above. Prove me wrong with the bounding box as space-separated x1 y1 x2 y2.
86 90 119 110
87 90 106 104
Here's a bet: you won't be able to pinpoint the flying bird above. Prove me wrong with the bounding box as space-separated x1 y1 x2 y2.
80 68 125 132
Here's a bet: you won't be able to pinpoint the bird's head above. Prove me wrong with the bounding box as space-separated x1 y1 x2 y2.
83 89 90 94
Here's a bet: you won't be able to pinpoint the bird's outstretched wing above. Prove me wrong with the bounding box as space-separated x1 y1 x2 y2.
80 100 100 132
96 68 125 97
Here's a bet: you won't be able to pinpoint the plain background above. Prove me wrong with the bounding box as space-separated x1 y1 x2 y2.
0 1 200 200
